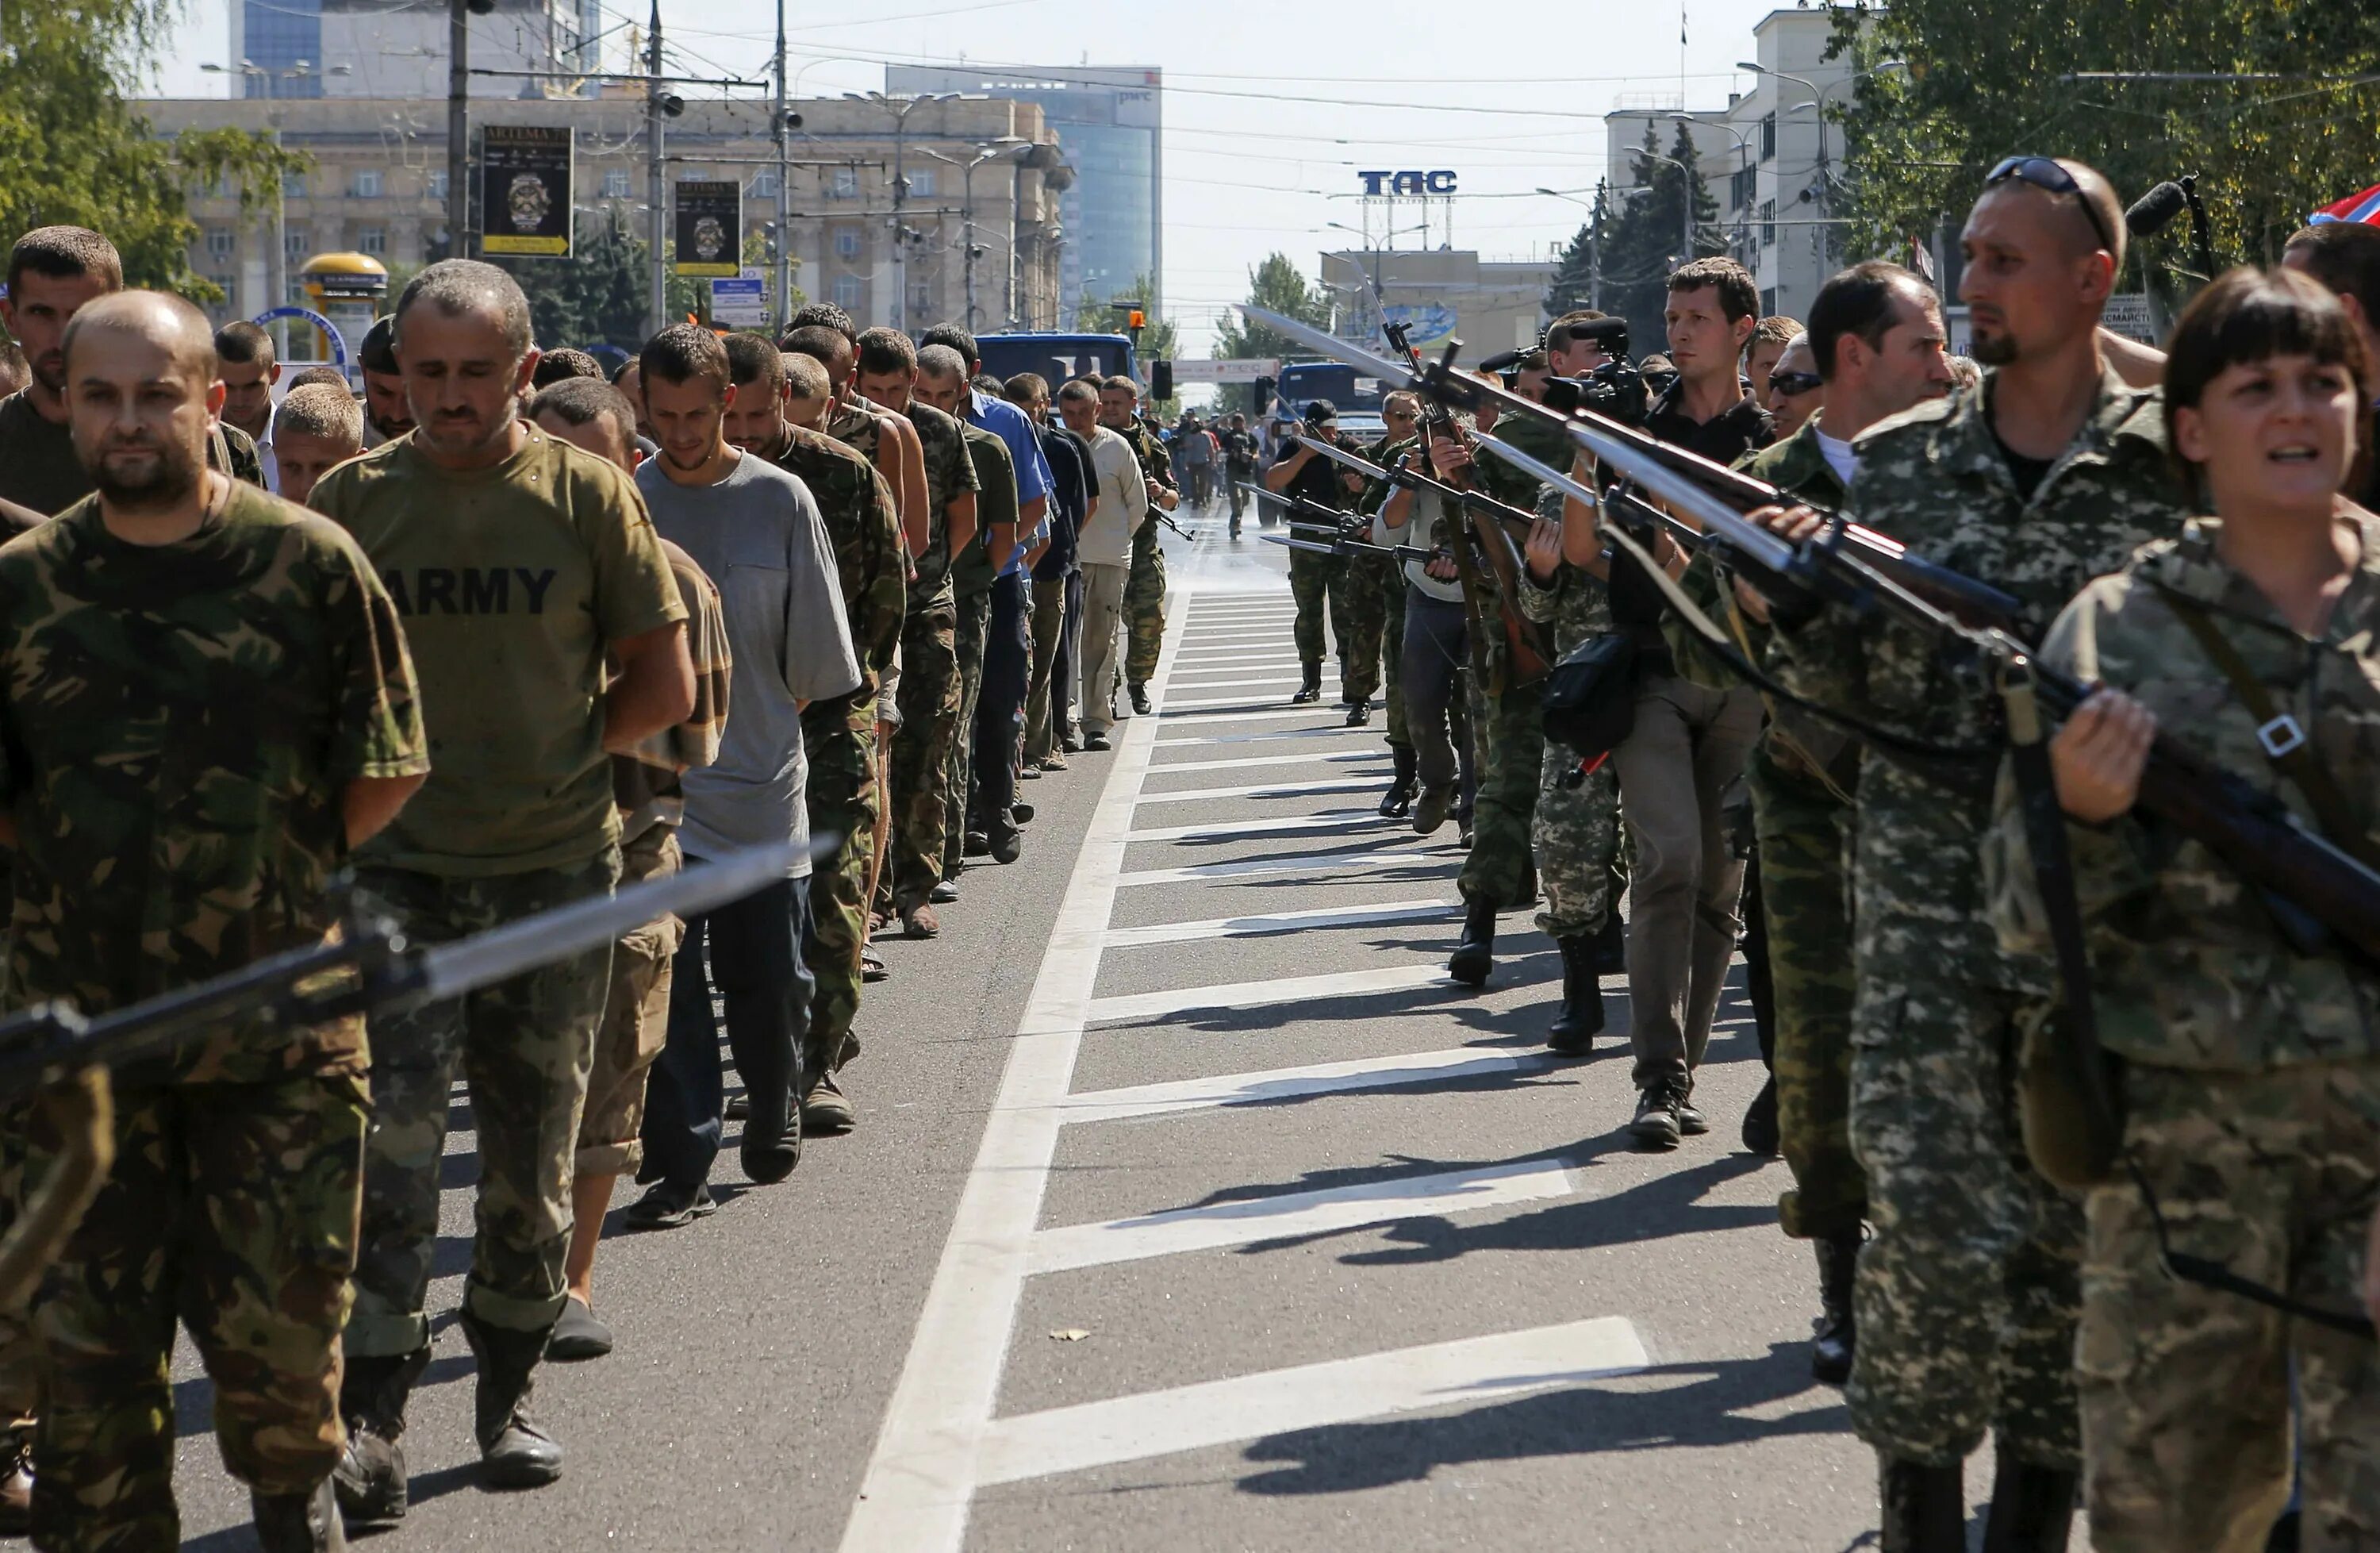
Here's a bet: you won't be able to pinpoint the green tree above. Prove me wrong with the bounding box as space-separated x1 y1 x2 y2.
1828 0 2380 311
1595 122 1727 352
1076 272 1180 417
1210 252 1333 413
0 2 302 304
1541 181 1614 318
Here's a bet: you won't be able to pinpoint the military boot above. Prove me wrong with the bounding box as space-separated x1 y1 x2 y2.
1879 1455 1967 1553
1811 1232 1858 1386
457 1309 565 1489
1412 783 1453 836
1129 682 1152 716
1290 662 1322 704
1448 899 1496 986
1378 744 1417 818
1344 697 1372 728
1979 1447 2077 1553
1545 935 1604 1055
332 1347 428 1525
251 1481 346 1552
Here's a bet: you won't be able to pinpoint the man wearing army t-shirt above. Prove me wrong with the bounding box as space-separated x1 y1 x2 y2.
310 261 693 1515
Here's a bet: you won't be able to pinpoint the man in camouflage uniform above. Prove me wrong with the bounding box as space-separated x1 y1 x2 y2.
854 329 978 937
0 290 428 1552
1765 164 2185 1547
723 340 906 1129
1099 376 1177 714
943 411 1018 870
1361 394 1425 801
313 263 694 1515
1264 402 1367 706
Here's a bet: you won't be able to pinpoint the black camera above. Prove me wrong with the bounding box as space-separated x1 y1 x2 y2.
1541 356 1650 427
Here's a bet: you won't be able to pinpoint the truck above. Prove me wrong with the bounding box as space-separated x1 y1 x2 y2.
972 331 1138 391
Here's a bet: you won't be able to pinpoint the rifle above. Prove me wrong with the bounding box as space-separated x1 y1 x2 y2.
1147 508 1196 542
1292 433 1546 544
1263 532 1438 566
0 837 822 1313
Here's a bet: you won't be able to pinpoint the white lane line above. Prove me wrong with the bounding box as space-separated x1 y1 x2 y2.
1086 963 1450 1024
1048 1044 1564 1125
1160 706 1349 726
1157 725 1371 748
1026 1156 1579 1274
1146 748 1388 776
1124 809 1379 842
1160 676 1303 692
1115 846 1445 890
836 579 1190 1553
1133 776 1383 805
1161 692 1312 711
973 1318 1652 1488
1103 898 1453 947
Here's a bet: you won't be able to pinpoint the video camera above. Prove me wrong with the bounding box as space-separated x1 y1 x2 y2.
1538 317 1650 428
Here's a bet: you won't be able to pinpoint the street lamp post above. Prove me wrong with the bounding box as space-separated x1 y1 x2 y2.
1675 115 1756 263
1738 58 1906 262
919 139 1031 333
845 90 958 330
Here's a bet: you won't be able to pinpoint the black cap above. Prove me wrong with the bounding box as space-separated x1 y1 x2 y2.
1303 398 1337 421
360 316 399 375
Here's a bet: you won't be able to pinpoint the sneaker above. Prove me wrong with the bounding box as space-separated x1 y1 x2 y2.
963 830 992 857
903 903 942 938
861 946 888 982
989 824 1023 865
1019 764 1043 780
1629 1086 1684 1151
1084 730 1112 752
1040 753 1070 772
1061 730 1084 754
930 878 961 904
546 1296 613 1361
802 1071 856 1133
624 1180 716 1231
1011 801 1035 824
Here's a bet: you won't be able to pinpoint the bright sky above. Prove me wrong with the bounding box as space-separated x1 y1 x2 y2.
149 0 1798 356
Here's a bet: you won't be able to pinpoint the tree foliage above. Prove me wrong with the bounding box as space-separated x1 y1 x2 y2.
1591 124 1727 353
0 2 304 304
1207 252 1333 413
1828 0 2380 308
1075 271 1180 417
1541 183 1611 320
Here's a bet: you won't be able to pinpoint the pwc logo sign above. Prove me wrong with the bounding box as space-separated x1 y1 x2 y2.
1357 171 1459 197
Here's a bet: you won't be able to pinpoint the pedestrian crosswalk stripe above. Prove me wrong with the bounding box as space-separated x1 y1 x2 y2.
1144 748 1389 776
1133 775 1384 805
1102 897 1453 945
972 1317 1651 1488
1158 705 1354 725
1114 845 1444 889
1124 809 1378 842
1046 1044 1566 1125
1154 724 1377 748
1086 963 1449 1024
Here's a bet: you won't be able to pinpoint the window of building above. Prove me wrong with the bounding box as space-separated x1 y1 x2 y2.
750 170 781 198
428 169 448 201
351 168 383 198
834 226 862 260
206 227 236 260
603 169 631 198
907 168 935 199
831 274 863 311
1730 166 1754 212
282 171 308 199
830 167 858 199
908 282 933 317
1759 198 1776 248
286 229 312 262
1760 113 1776 162
358 225 387 256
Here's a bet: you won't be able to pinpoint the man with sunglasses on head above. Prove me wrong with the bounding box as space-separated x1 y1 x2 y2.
1758 159 2187 1551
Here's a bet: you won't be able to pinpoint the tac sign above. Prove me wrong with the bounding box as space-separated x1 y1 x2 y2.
1356 171 1458 197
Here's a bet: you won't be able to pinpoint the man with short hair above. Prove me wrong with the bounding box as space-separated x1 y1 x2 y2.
286 364 351 392
1545 309 1622 377
1007 372 1091 771
4 288 428 1552
1218 410 1257 534
0 226 125 514
1764 333 1821 440
1264 399 1367 709
1767 160 2185 1542
788 321 927 561
213 320 281 484
356 316 413 448
1098 375 1177 716
1061 379 1145 752
629 324 857 1213
2282 219 2380 509
1744 313 1805 408
271 382 363 508
524 374 731 1358
532 347 606 388
312 260 694 1512
855 327 977 935
720 333 903 1130
1173 410 1215 506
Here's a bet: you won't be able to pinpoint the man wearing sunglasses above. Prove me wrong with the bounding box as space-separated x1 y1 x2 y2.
1763 159 2187 1550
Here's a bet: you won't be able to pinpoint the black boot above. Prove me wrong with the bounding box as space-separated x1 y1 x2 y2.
1879 1455 1967 1553
1378 744 1417 817
252 1481 346 1552
1291 662 1322 704
1546 935 1604 1055
1448 900 1496 987
1980 1447 2078 1553
1344 697 1372 727
332 1347 427 1525
1811 1232 1859 1386
1741 1074 1781 1157
458 1309 565 1489
1130 682 1152 716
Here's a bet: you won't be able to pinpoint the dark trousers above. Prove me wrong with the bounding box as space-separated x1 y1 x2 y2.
1058 569 1084 737
642 868 813 1188
974 571 1032 827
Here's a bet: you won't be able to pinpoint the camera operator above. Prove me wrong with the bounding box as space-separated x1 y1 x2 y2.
1263 399 1365 707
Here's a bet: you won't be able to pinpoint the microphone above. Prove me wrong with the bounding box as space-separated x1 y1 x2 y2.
2125 181 2189 238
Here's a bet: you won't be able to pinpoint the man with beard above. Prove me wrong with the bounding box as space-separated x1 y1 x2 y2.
0 227 125 514
357 317 413 448
309 260 693 1516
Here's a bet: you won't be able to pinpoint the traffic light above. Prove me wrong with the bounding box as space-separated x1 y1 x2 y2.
1253 375 1276 416
1150 361 1173 402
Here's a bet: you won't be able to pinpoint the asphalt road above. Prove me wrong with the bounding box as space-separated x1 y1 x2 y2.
164 509 2054 1551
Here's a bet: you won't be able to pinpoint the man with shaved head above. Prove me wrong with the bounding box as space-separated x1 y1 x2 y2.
309 259 694 1513
0 288 427 1551
1759 159 2186 1545
271 382 364 509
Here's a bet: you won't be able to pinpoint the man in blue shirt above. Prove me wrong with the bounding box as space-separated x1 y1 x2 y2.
1006 372 1090 772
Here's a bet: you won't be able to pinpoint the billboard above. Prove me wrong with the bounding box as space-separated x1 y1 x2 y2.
480 126 572 258
674 182 743 278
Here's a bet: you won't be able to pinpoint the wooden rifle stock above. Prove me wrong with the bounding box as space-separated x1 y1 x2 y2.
1415 415 1552 686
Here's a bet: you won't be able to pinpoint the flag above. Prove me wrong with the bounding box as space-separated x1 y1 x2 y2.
1909 236 1937 285
2311 182 2380 225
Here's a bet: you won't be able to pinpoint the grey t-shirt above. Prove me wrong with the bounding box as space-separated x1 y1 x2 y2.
638 450 860 876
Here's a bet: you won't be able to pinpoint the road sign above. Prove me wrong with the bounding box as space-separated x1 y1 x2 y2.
1169 359 1280 384
709 276 766 328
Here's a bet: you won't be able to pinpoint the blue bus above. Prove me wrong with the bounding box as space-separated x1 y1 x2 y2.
973 331 1138 390
1276 359 1388 440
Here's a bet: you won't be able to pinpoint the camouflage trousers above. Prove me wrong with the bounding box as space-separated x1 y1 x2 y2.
1749 745 1865 1242
1288 546 1343 672
1024 576 1068 765
1333 552 1390 705
804 695 879 1075
574 825 682 1178
26 1071 367 1551
889 599 961 912
347 851 619 1359
2080 1058 2380 1553
1845 974 2082 1469
1459 675 1545 912
944 588 993 873
1125 525 1167 688
1382 563 1408 748
1531 742 1620 939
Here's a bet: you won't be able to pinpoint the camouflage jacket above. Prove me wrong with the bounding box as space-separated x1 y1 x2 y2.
769 425 905 698
1777 365 2186 988
1434 413 1573 690
0 482 428 1083
1115 421 1176 491
1987 513 2380 1070
904 399 977 611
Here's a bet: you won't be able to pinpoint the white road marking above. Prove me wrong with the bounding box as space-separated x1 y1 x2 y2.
1146 748 1389 776
1160 705 1354 725
1160 676 1303 693
1047 1044 1566 1125
1103 898 1453 947
1161 692 1313 711
1157 725 1372 748
1086 963 1451 1025
1124 809 1379 843
973 1318 1652 1488
1133 775 1383 805
1114 846 1445 890
1027 1156 1580 1274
